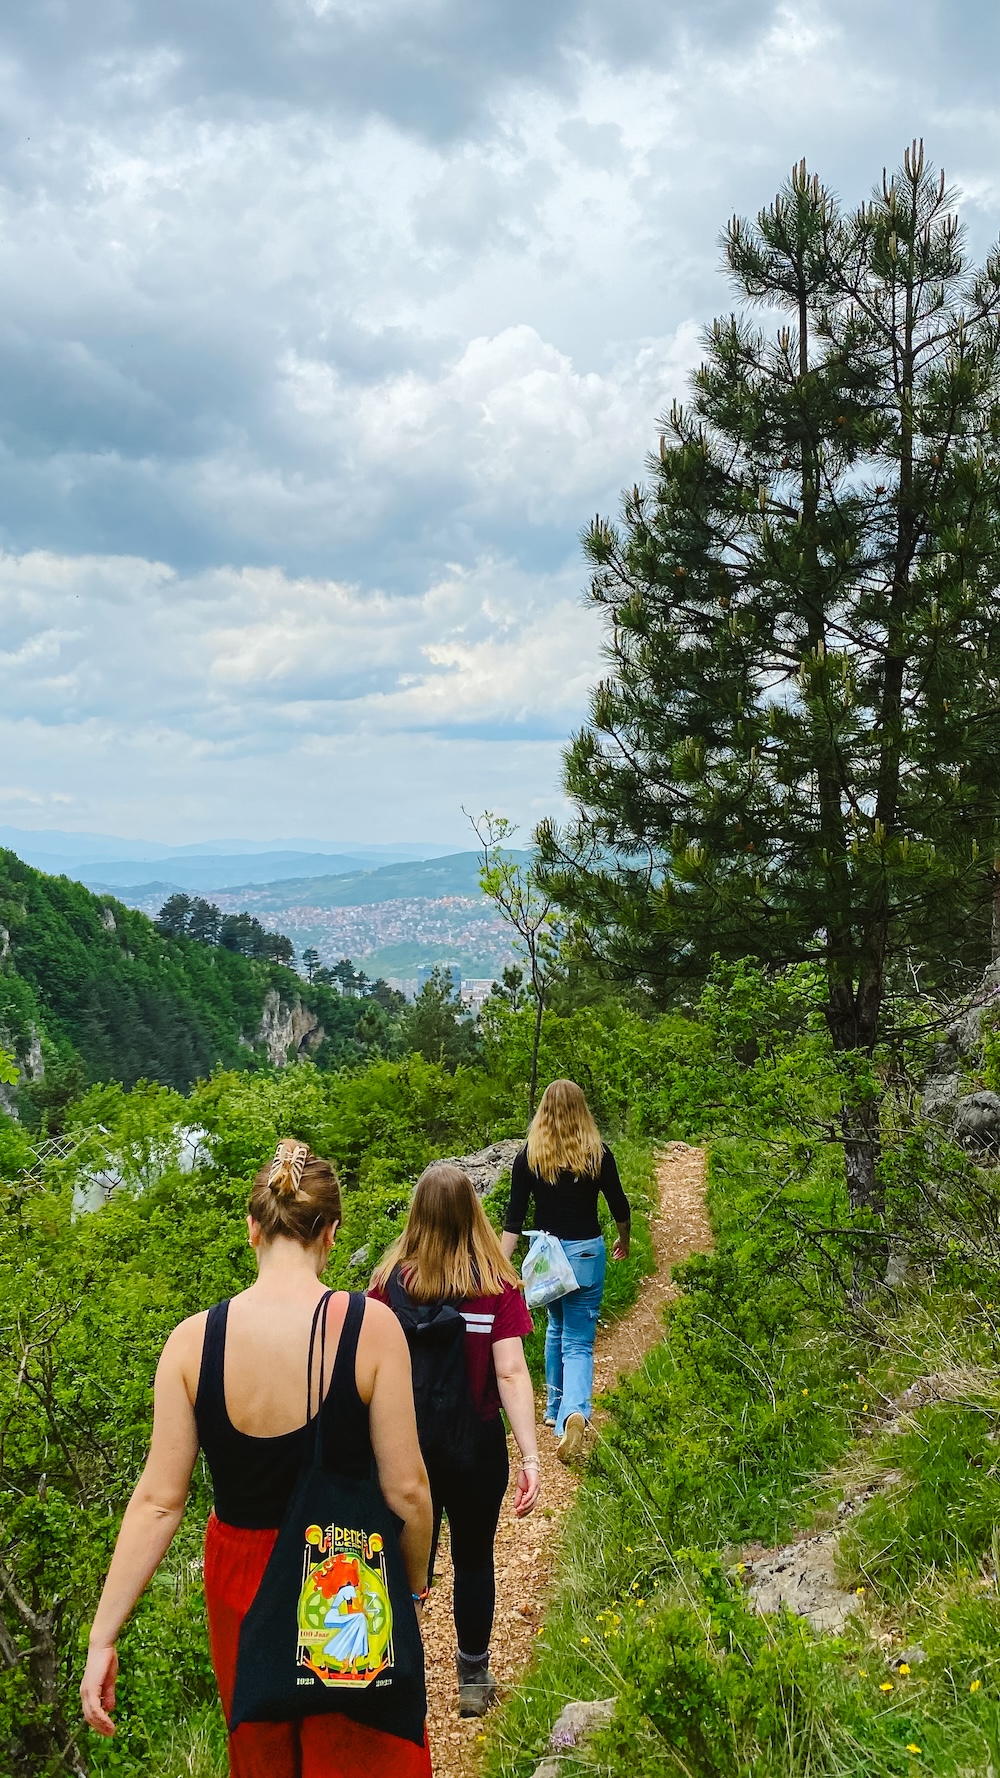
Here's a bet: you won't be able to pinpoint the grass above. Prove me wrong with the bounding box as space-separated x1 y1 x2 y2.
150 1712 227 1778
482 1134 1000 1778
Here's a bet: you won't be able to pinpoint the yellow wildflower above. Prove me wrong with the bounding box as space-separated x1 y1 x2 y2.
906 1745 921 1755
898 1662 911 1676
880 1682 893 1693
802 1388 809 1397
859 1669 868 1678
856 1586 866 1596
971 1679 981 1693
863 1402 869 1412
736 1562 746 1574
581 1637 590 1646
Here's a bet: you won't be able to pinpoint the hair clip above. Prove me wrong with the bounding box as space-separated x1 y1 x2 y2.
268 1139 309 1196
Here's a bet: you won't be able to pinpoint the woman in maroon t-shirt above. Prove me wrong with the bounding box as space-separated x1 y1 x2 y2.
369 1164 539 1718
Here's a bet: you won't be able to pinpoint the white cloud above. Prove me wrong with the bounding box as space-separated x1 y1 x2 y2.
280 321 701 525
0 546 602 838
1 0 999 838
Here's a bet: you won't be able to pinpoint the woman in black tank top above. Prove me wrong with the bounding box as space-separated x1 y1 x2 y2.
81 1140 433 1778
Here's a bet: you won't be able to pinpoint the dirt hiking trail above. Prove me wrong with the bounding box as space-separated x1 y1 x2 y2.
421 1142 712 1778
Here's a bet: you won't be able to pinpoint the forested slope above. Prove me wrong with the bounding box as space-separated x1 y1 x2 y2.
0 849 353 1108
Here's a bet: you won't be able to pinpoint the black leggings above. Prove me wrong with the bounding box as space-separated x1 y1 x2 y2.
427 1415 509 1661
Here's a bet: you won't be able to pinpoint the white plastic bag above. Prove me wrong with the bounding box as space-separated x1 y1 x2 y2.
521 1230 580 1309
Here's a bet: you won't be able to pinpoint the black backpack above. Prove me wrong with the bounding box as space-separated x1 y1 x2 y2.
386 1266 481 1473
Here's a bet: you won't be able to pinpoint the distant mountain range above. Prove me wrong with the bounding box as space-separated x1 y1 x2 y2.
0 827 463 893
81 852 372 892
82 851 531 909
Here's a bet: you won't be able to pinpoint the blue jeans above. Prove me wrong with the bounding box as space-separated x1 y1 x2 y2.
544 1236 607 1435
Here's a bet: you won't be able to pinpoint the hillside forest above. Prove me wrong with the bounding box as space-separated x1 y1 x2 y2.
6 145 1000 1778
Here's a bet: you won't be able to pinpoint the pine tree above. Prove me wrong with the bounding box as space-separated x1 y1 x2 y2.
188 897 221 944
155 893 192 939
541 145 1000 1210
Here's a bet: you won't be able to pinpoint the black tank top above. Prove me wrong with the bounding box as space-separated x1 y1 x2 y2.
195 1291 373 1529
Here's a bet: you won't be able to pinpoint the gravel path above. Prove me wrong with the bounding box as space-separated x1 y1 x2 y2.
422 1142 712 1778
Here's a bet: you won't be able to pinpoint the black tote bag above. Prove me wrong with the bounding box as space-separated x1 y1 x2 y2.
229 1291 427 1746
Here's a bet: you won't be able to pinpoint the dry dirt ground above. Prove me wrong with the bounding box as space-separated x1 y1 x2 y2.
422 1142 712 1778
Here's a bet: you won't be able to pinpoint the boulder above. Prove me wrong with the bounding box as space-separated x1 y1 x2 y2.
921 964 1000 1133
529 1699 617 1778
953 1089 1000 1154
437 1138 522 1197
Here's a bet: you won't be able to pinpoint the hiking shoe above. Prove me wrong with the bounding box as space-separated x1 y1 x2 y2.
457 1658 497 1717
557 1412 586 1463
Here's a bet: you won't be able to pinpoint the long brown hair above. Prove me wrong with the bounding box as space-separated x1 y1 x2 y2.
526 1079 603 1184
248 1138 342 1244
370 1162 519 1302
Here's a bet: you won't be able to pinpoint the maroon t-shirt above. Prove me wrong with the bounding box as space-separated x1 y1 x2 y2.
369 1277 533 1421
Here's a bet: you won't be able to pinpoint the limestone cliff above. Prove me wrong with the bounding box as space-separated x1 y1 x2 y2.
256 988 325 1067
0 1025 43 1119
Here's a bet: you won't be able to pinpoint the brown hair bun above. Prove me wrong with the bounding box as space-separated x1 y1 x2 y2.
249 1139 341 1245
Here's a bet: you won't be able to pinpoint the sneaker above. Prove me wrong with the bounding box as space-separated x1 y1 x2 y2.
557 1412 586 1463
543 1415 556 1427
456 1655 497 1718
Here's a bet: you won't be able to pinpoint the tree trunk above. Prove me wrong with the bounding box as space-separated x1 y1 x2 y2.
528 985 544 1118
992 858 1000 962
827 958 885 1216
0 1575 87 1778
840 1092 881 1214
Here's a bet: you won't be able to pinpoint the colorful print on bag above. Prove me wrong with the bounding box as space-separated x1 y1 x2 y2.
297 1522 394 1687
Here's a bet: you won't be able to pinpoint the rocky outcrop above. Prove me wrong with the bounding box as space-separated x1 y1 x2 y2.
257 989 324 1067
922 963 1000 1150
437 1138 522 1196
0 1025 43 1118
953 1089 1000 1155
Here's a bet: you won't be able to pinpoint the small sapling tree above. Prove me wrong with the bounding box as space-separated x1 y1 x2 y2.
469 811 565 1116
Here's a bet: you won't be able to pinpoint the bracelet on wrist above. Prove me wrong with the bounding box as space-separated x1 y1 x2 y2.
412 1585 430 1602
521 1455 540 1469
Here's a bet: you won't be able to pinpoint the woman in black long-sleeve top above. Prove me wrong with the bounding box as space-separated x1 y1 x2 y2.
500 1080 630 1462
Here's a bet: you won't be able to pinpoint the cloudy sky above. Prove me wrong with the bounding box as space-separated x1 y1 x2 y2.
1 0 999 845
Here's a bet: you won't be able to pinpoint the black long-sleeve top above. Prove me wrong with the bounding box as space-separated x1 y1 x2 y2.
504 1144 631 1242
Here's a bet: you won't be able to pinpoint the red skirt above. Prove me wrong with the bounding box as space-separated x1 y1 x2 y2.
204 1514 433 1778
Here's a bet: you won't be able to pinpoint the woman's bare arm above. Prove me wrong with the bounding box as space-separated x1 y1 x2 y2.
81 1319 202 1736
362 1302 433 1595
493 1337 540 1516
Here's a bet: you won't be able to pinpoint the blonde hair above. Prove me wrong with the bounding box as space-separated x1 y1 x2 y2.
370 1163 519 1302
248 1138 342 1245
526 1079 603 1184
